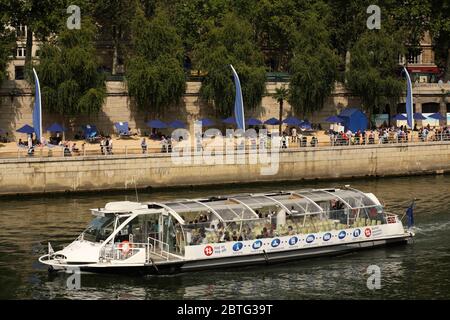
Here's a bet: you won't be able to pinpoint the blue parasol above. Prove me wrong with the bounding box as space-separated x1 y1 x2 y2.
392 114 408 121
147 120 168 129
168 120 186 129
324 115 344 123
246 118 263 126
222 117 236 124
264 117 281 125
413 113 427 120
16 124 35 134
429 112 446 120
283 116 302 126
46 123 66 132
197 118 215 126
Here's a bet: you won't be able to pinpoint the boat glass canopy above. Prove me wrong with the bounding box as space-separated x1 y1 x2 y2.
153 188 380 224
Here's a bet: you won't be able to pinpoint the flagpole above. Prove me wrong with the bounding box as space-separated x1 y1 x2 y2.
230 65 245 131
403 66 414 142
32 68 43 144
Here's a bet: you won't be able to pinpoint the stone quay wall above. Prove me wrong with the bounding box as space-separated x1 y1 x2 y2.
0 142 449 195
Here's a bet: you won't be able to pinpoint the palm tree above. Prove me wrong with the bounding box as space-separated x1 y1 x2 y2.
272 85 290 134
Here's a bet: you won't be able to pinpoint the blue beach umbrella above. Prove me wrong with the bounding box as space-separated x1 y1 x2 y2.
283 116 302 126
46 123 66 132
324 115 344 123
299 121 312 129
222 117 236 124
246 118 263 126
392 114 407 121
413 113 427 120
197 118 215 126
429 112 446 120
16 124 35 134
146 120 168 129
168 120 186 129
264 117 281 125
114 122 129 132
82 124 99 139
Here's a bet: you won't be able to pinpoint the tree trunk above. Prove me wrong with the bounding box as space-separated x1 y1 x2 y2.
367 108 373 129
278 100 283 134
25 28 33 74
112 27 119 75
445 49 450 81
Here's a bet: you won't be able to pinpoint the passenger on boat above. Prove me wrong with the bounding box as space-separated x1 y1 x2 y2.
256 227 270 239
243 227 254 240
287 225 295 235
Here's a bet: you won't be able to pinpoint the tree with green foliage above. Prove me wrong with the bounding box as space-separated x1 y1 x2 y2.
91 0 138 75
36 19 106 124
126 8 186 116
345 28 405 123
0 3 15 83
251 0 306 72
288 3 339 117
272 86 289 134
5 0 69 75
194 12 266 117
171 0 229 53
386 0 432 56
429 0 450 80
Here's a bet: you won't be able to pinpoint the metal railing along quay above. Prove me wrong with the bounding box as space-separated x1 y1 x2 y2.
1 133 450 161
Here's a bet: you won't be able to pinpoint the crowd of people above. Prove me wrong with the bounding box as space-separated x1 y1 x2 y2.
327 124 450 146
8 121 450 158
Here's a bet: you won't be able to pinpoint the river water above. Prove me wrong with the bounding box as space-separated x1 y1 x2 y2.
1 175 449 300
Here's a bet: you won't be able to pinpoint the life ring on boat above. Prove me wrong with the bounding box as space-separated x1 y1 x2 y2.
118 241 132 254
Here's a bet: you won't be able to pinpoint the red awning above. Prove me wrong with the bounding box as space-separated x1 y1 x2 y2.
407 66 441 74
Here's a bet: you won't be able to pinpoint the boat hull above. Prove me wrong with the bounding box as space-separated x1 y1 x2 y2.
66 234 411 275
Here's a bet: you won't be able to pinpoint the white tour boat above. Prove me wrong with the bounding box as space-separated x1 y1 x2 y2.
39 187 414 274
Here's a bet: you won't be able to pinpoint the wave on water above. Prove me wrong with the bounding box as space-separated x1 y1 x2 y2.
413 220 450 234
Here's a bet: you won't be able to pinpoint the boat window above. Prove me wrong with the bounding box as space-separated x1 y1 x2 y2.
82 214 115 243
334 191 375 208
114 214 160 244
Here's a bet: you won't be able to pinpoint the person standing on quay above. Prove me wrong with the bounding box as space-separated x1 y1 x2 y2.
141 138 148 154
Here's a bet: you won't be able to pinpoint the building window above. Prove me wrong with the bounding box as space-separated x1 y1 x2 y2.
16 25 27 38
422 103 439 113
407 48 422 64
16 46 26 58
15 66 24 80
399 50 423 65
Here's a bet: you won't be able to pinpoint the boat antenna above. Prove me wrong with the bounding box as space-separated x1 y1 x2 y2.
133 176 139 203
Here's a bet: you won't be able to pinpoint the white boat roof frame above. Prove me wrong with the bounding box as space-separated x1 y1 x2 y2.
145 188 380 225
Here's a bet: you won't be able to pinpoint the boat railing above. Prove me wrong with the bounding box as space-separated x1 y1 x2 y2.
100 242 148 261
147 236 171 261
99 237 182 263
